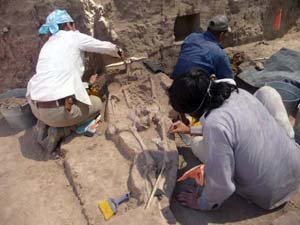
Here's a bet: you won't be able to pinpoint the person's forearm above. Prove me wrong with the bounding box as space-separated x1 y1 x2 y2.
76 32 119 57
92 41 119 57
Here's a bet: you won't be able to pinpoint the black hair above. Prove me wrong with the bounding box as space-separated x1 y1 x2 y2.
58 22 74 30
207 27 227 38
168 68 238 118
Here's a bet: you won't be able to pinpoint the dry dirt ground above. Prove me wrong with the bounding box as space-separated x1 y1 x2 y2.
227 31 300 60
2 32 300 225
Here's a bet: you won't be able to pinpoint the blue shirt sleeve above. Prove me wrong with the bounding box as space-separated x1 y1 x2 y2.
215 52 233 79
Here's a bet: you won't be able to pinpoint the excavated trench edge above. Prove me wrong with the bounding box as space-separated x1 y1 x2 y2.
57 75 178 224
63 160 91 225
57 88 111 225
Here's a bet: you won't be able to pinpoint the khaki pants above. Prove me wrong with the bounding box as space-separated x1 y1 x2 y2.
30 95 102 127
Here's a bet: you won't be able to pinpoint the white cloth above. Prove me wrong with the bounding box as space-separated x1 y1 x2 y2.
27 30 119 105
191 136 208 163
214 78 236 85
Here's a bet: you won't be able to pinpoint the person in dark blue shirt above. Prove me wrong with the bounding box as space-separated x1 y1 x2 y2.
172 15 233 79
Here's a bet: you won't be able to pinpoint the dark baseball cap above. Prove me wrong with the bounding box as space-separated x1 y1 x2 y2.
208 15 231 32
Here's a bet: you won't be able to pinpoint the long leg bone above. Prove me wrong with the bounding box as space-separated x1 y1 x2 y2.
109 93 120 115
129 125 155 167
129 123 156 202
108 94 115 115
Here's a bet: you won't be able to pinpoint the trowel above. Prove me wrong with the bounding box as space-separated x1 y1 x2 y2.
105 56 147 75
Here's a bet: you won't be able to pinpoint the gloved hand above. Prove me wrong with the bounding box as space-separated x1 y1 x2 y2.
177 164 205 186
89 74 98 86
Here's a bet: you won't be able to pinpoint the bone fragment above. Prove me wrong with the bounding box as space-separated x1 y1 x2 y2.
122 89 132 108
109 94 120 115
149 76 157 99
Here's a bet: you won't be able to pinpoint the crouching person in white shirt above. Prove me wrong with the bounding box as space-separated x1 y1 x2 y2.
26 9 121 153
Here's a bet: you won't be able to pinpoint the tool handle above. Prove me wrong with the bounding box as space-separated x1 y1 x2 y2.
114 193 130 206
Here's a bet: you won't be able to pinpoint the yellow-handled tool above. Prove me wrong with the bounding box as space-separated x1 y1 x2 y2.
98 192 130 221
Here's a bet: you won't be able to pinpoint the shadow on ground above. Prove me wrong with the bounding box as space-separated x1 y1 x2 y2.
170 146 281 225
18 126 79 161
18 129 53 161
0 118 20 137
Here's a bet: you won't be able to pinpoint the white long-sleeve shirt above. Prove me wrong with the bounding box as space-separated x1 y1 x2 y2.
27 30 119 105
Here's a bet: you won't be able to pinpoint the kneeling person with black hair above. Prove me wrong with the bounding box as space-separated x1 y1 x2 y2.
168 68 300 210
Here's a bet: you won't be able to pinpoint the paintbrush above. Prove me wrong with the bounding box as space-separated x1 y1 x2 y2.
98 192 130 221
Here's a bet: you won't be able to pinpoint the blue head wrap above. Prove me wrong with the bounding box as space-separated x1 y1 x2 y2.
38 9 74 35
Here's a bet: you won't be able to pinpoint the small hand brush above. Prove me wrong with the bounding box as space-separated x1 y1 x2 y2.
98 193 130 221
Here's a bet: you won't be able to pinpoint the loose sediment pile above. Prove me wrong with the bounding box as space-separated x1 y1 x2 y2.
0 97 27 109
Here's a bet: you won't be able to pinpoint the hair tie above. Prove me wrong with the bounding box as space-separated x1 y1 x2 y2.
207 80 212 97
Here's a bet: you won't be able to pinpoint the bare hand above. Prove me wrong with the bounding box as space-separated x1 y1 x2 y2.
168 120 191 134
176 189 200 210
179 113 190 125
89 74 98 85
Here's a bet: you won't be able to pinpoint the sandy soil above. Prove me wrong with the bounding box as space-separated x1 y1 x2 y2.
0 119 87 225
2 115 299 225
0 117 164 225
0 97 27 109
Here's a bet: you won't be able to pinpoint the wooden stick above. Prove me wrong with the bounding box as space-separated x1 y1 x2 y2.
145 116 169 209
252 57 269 61
145 163 165 209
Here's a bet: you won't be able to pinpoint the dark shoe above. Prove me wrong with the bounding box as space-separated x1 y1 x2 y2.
39 126 73 153
34 120 49 145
